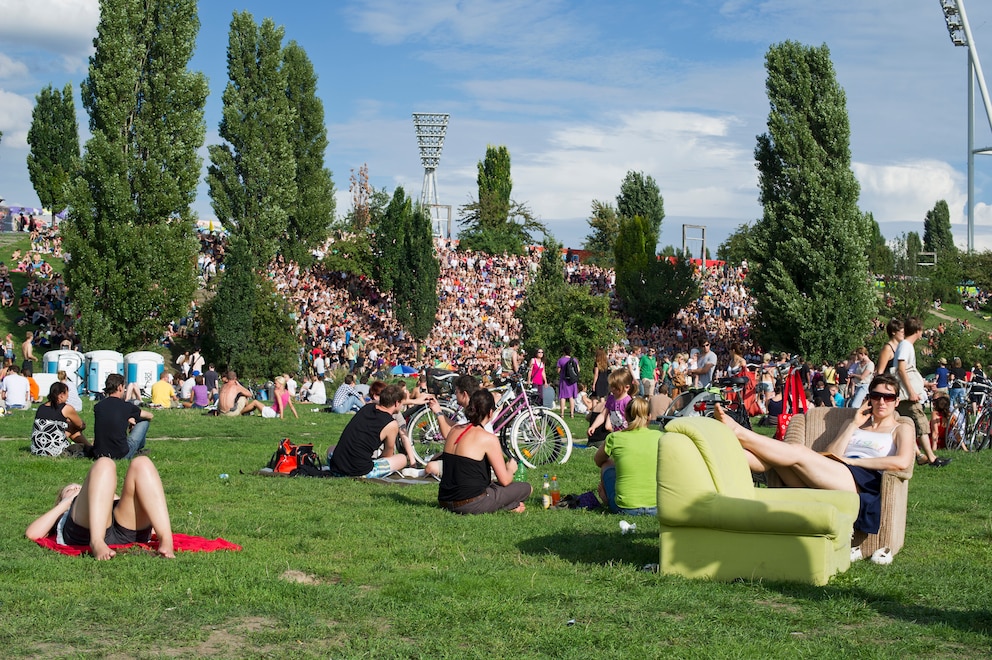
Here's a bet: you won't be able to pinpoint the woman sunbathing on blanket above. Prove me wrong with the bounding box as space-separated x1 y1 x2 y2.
25 456 174 559
714 373 915 535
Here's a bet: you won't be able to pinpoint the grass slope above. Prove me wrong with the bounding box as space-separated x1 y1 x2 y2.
1 409 991 658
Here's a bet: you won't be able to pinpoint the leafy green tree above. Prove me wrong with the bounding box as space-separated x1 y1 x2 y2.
747 41 874 363
613 215 653 308
616 171 665 241
582 200 619 265
717 223 755 265
906 231 922 267
516 238 623 383
374 187 411 294
865 212 893 275
26 83 79 214
923 200 956 254
63 0 206 350
200 236 298 378
395 200 440 344
458 145 545 254
961 250 992 292
207 11 296 268
281 41 334 268
882 234 931 320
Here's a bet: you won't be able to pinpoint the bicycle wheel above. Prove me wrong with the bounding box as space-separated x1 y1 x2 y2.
945 409 966 450
509 408 573 468
971 410 992 451
406 404 456 465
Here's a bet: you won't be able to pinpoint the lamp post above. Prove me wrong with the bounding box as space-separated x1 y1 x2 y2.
941 0 992 253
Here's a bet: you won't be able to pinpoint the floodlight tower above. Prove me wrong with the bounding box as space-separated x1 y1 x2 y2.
940 0 992 253
412 113 450 237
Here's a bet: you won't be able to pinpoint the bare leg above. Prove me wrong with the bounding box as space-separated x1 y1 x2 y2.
114 457 174 558
241 400 265 415
72 457 118 560
714 404 857 492
917 433 938 463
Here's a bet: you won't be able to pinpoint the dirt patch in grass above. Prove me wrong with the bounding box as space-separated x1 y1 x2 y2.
280 569 342 585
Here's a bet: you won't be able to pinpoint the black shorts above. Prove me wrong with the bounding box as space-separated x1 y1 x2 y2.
61 499 152 546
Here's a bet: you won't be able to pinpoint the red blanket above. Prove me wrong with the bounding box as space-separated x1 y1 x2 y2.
34 532 241 556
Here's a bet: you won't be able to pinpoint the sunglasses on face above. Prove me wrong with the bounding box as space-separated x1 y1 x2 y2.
868 391 898 402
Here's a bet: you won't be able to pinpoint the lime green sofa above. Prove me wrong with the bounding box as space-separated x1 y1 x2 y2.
657 417 860 585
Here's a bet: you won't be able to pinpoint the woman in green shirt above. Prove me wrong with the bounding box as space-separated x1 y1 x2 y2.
594 397 662 515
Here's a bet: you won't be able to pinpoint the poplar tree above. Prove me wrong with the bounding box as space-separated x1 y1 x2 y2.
923 200 956 255
396 199 440 344
63 0 206 350
26 83 79 214
282 41 334 267
748 41 873 362
616 171 665 241
207 11 296 268
582 200 619 266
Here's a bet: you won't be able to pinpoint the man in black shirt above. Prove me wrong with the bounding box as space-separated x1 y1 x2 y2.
327 384 415 477
93 374 154 459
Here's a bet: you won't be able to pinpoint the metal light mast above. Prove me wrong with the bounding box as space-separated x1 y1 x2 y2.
940 0 992 253
412 113 450 237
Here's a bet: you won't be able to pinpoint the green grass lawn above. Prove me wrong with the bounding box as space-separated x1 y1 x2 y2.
2 409 991 658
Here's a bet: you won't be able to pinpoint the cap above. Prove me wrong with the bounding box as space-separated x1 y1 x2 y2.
939 357 947 365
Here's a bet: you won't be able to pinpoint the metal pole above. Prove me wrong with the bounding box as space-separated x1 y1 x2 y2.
969 50 976 253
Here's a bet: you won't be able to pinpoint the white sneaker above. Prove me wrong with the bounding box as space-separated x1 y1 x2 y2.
401 467 426 478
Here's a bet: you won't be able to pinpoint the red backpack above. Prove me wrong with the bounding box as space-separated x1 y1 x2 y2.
267 438 321 474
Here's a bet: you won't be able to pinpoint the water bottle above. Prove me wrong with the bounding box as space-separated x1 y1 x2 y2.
513 458 527 482
541 474 552 509
550 474 560 507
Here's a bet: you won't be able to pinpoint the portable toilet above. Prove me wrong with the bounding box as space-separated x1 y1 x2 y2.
84 350 124 394
125 351 164 396
43 350 85 389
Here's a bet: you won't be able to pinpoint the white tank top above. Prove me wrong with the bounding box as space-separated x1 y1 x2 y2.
844 427 896 460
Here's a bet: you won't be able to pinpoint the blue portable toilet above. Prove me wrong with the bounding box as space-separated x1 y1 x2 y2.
43 349 85 393
124 351 164 396
84 350 124 394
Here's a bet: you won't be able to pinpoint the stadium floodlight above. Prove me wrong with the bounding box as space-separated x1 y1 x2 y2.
939 0 992 253
412 113 450 237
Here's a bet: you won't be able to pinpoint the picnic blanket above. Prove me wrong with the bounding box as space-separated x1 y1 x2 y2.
35 532 242 557
254 467 437 484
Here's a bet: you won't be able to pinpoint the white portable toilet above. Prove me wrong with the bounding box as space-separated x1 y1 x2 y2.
84 350 124 394
125 351 164 396
43 349 85 382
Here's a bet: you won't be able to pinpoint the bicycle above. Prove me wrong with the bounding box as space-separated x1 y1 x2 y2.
403 370 460 465
404 373 573 468
658 375 754 430
966 377 992 451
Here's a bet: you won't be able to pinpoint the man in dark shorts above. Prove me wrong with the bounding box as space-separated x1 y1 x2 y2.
327 384 416 478
93 374 155 460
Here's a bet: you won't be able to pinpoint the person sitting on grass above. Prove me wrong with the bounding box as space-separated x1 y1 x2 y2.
713 373 915 537
437 389 531 514
217 371 265 417
326 384 417 477
594 396 662 515
189 375 209 409
93 374 154 460
25 455 174 560
586 368 636 447
331 374 365 414
30 382 89 457
150 371 181 408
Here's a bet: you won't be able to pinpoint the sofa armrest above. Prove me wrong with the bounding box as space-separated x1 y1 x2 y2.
664 490 859 537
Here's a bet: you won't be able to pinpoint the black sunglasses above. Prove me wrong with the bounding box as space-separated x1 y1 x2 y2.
868 391 898 402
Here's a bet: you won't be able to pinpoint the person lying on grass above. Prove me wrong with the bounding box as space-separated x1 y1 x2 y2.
437 389 531 514
25 456 174 560
713 373 915 536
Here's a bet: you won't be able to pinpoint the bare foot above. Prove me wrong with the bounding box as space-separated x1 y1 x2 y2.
713 404 744 437
91 542 116 561
511 502 526 513
156 544 176 559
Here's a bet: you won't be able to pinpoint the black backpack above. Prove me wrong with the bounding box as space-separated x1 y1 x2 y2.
563 358 579 385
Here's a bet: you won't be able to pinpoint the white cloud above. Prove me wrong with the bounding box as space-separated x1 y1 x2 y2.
0 89 34 147
0 53 28 80
0 0 99 55
853 160 963 225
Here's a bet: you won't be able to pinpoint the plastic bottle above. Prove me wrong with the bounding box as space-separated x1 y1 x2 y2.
513 458 527 482
541 474 552 509
550 474 560 507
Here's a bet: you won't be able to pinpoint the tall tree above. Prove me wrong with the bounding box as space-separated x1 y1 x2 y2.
582 199 619 266
613 215 653 309
865 212 893 275
717 223 756 266
923 200 956 255
282 41 334 267
374 187 411 294
62 0 206 350
207 11 296 268
747 41 874 362
616 171 665 241
26 83 79 214
517 238 623 383
458 145 545 254
395 198 440 345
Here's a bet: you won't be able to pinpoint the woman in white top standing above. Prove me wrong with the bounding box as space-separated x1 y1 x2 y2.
715 373 914 536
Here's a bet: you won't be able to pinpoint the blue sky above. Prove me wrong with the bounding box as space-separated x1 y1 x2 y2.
1 0 992 252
